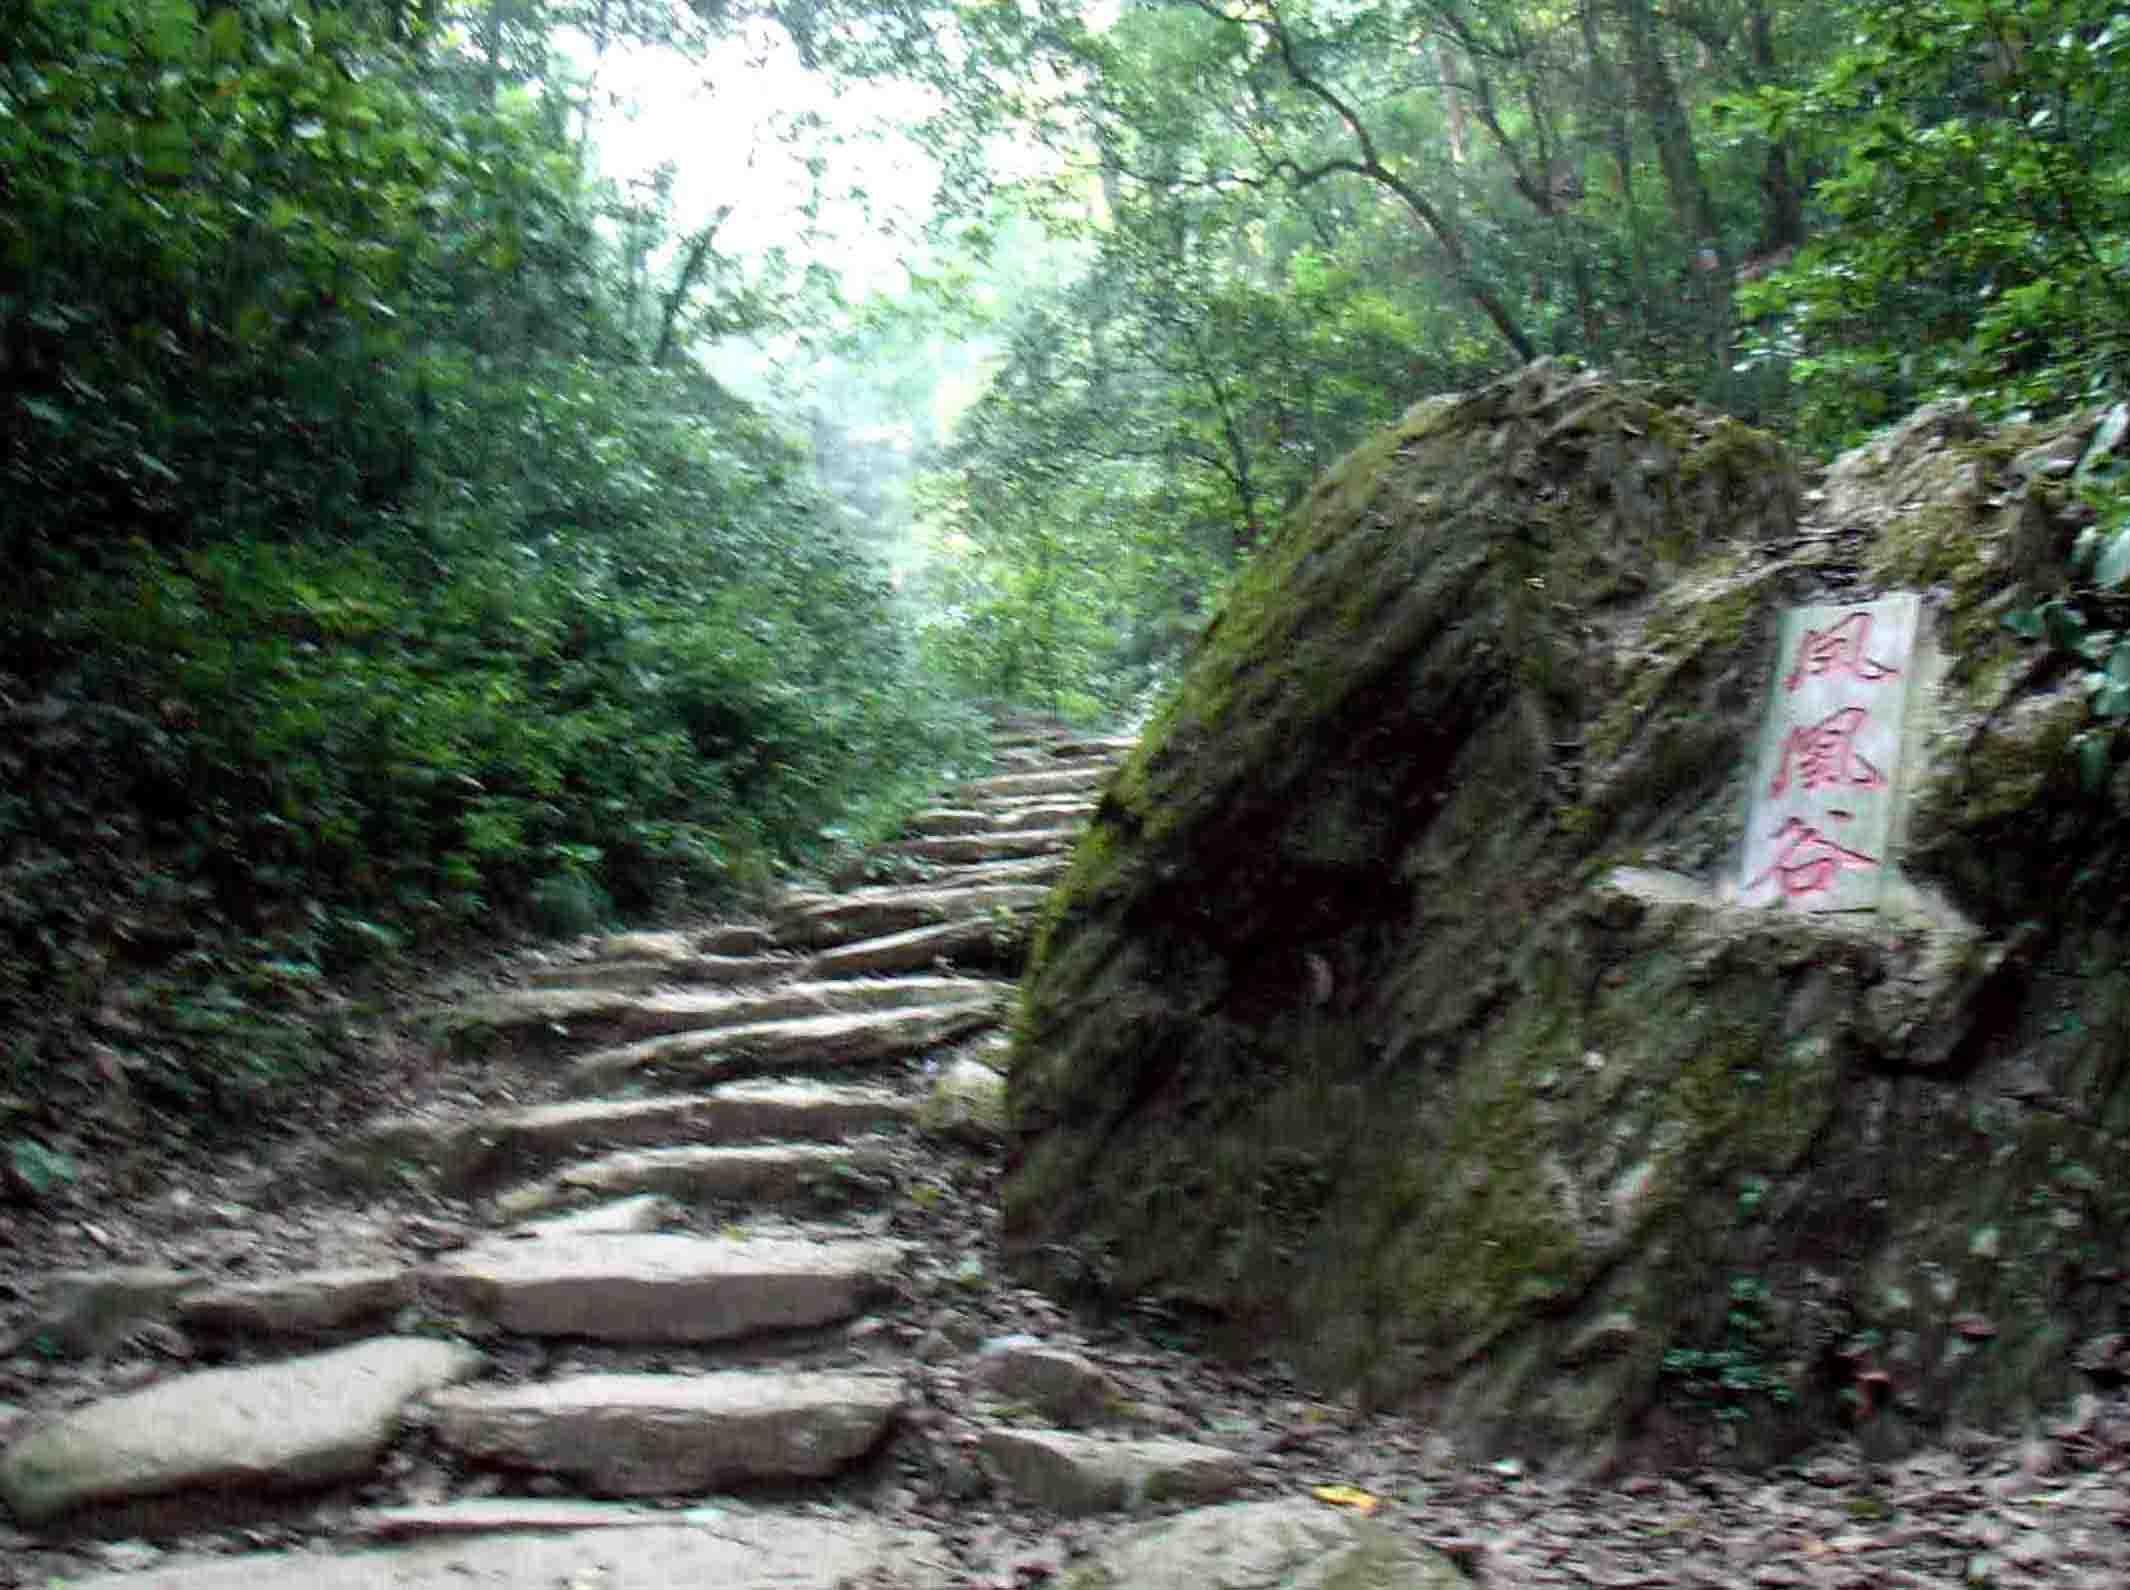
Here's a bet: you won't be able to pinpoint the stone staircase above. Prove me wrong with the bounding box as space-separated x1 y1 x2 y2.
0 722 1337 1588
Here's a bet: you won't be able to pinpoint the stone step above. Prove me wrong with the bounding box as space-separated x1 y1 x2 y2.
493 1141 900 1220
776 883 1053 950
421 1232 902 1342
565 1000 1003 1093
954 766 1113 802
522 953 772 992
343 1080 918 1193
592 924 777 961
802 915 1032 979
175 1267 414 1340
882 827 1080 865
978 1428 1248 1516
829 853 1066 897
901 797 1092 836
59 1516 940 1589
430 1371 902 1495
449 974 1002 1045
0 1337 484 1529
902 807 997 837
990 801 1095 831
516 1194 671 1236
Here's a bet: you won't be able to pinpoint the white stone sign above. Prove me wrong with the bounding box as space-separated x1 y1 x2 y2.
1740 594 1924 912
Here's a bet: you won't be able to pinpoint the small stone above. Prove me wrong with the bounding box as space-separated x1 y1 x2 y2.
976 1340 1119 1428
23 1269 197 1358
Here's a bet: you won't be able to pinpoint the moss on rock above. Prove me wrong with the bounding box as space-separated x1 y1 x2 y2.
1006 368 2130 1468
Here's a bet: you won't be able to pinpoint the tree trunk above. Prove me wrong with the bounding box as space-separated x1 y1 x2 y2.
1614 0 1729 369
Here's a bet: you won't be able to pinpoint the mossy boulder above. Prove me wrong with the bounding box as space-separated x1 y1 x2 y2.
1004 362 2130 1468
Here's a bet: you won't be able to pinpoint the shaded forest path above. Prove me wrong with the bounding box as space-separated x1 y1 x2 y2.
4 722 2130 1587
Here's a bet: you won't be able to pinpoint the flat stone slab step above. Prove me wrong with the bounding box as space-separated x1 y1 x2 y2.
0 1336 484 1528
450 974 1003 1044
954 766 1112 802
522 953 768 992
565 1001 1002 1093
430 1371 902 1494
345 1081 918 1192
420 1232 901 1342
493 1141 900 1220
516 1194 671 1236
990 801 1095 830
60 1515 942 1590
883 828 1080 865
978 1428 1248 1515
904 802 1095 838
595 925 777 961
803 916 1031 979
903 807 996 837
175 1267 412 1339
776 884 1053 950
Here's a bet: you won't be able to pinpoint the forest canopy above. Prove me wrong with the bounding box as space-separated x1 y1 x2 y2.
1 0 2125 1133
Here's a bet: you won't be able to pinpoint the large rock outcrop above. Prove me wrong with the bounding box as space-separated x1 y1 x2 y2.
1005 361 2130 1466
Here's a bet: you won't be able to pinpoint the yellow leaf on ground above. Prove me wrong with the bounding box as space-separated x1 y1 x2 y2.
1310 1484 1380 1516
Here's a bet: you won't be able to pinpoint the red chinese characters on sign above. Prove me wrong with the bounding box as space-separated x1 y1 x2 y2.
1784 610 1901 693
1769 706 1886 798
1746 816 1878 901
1747 601 1917 909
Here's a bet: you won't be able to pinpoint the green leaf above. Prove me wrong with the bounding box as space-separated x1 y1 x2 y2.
208 7 244 61
2078 403 2129 480
8 1137 77 1196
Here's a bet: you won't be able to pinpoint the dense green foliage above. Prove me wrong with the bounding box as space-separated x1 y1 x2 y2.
1 0 981 1122
4 0 2128 1135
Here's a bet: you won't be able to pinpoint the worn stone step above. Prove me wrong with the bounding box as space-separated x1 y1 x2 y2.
990 801 1094 831
0 1337 484 1529
60 1515 941 1590
776 884 1053 950
883 827 1080 865
522 953 770 992
978 1428 1248 1515
344 1080 921 1193
421 1232 902 1342
593 924 777 961
175 1267 413 1340
516 1194 671 1237
494 1141 900 1220
1037 735 1136 761
831 853 1066 897
803 916 1031 979
449 973 1001 1046
565 1000 1003 1093
903 807 998 837
954 765 1112 802
430 1371 902 1495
